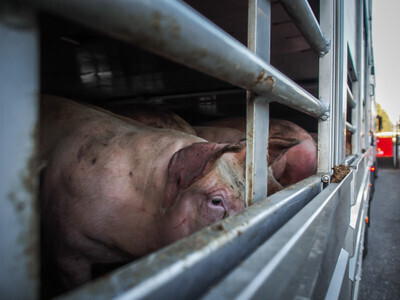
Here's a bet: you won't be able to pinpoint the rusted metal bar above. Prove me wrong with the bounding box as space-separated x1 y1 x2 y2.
15 0 330 120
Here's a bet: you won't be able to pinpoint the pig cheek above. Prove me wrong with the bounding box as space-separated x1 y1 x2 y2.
160 200 196 245
230 197 245 214
202 202 226 224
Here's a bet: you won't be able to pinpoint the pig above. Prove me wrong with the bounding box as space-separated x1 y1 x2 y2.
99 107 289 196
194 124 301 195
194 126 246 143
106 103 196 136
39 95 246 294
196 117 317 188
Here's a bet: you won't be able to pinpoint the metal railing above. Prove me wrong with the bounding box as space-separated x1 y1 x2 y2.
279 0 331 57
1 0 341 298
12 0 329 121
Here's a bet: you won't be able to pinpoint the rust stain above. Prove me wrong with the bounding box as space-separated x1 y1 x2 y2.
254 69 265 85
331 164 350 183
152 11 162 31
265 75 275 90
213 224 224 231
168 17 181 37
253 70 275 91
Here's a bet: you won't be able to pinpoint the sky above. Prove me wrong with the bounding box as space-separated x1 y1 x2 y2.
372 0 400 125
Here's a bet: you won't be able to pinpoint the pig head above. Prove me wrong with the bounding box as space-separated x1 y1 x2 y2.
197 117 317 191
40 96 246 294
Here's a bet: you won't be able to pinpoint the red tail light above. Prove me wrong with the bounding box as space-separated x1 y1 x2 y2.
370 166 376 172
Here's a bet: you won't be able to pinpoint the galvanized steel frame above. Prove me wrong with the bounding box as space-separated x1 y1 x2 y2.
0 0 377 299
318 0 336 174
279 0 330 57
56 176 323 299
13 0 329 120
246 0 271 205
0 3 40 298
202 161 355 299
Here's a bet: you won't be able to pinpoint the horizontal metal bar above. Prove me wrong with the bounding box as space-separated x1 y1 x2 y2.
346 121 357 134
202 174 352 299
343 154 358 166
347 86 356 108
16 0 330 120
56 176 322 300
279 0 331 57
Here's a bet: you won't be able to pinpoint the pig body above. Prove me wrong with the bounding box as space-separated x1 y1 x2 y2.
194 126 246 143
40 96 245 293
107 103 197 135
198 117 317 188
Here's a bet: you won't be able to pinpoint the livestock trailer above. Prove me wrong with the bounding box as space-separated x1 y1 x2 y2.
0 0 377 299
376 131 399 168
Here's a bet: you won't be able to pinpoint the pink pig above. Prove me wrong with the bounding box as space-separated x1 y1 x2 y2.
39 96 246 294
196 117 317 189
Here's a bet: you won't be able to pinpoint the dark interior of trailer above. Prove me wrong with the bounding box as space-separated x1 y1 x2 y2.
40 0 320 133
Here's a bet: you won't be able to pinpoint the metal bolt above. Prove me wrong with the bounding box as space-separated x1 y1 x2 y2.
321 174 330 183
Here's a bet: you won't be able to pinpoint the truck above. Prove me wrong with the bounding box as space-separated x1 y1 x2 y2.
376 131 400 168
0 0 377 299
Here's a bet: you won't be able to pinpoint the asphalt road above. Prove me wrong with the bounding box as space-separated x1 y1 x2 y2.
358 161 400 300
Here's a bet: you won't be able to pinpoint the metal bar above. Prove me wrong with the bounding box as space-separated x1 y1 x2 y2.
318 0 335 174
336 0 347 164
246 95 270 205
0 3 40 299
55 176 322 300
346 121 357 134
246 0 271 205
16 0 329 120
350 12 362 156
248 0 270 62
202 175 351 299
347 86 356 108
279 0 331 57
325 248 350 300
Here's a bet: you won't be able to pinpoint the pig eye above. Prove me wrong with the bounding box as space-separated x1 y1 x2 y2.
210 197 223 206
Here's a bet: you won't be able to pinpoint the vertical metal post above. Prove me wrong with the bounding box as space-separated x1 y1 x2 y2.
354 0 364 155
246 0 271 205
335 0 347 163
318 0 335 174
364 0 373 152
0 4 40 299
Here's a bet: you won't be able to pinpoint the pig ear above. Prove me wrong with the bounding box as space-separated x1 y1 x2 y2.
163 142 245 209
268 137 300 165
